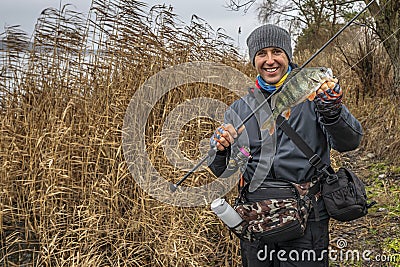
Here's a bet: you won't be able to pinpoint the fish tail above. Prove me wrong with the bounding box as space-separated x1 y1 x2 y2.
261 116 276 136
268 124 276 135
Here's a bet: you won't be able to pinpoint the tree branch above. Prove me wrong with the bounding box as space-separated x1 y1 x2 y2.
224 0 257 12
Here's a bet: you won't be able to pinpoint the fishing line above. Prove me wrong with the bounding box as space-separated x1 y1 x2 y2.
332 0 392 56
336 25 400 80
329 0 396 79
171 0 396 192
336 0 393 51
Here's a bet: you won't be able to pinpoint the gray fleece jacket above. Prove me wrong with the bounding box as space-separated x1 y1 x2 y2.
208 85 363 220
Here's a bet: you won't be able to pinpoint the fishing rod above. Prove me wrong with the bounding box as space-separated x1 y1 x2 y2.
170 89 279 192
170 0 375 193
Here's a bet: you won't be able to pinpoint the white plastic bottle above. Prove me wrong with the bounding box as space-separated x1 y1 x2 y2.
211 198 243 228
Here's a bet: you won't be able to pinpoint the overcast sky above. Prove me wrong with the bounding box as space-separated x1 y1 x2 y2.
0 0 261 54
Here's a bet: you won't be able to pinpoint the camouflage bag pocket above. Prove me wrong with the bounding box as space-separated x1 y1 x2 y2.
231 180 313 243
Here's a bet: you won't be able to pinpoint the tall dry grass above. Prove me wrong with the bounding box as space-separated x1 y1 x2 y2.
0 1 399 266
1 1 242 266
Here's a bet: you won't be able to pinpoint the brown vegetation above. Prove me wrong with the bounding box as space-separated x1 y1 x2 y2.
0 0 399 266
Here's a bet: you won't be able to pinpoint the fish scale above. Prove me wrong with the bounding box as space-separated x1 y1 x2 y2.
261 67 333 134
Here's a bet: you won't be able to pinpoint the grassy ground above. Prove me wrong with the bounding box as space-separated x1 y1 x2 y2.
329 149 400 267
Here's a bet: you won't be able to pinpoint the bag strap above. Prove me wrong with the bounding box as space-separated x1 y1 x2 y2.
276 115 329 221
276 115 338 184
250 87 326 172
276 115 326 170
248 88 337 183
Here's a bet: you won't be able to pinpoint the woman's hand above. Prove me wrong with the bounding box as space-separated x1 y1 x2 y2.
210 124 244 151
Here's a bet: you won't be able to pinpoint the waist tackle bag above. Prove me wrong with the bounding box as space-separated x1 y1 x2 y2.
230 180 315 243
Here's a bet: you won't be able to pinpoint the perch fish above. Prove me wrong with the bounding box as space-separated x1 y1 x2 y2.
262 67 334 134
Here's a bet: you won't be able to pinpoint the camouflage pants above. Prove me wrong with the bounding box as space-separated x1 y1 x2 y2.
240 219 329 267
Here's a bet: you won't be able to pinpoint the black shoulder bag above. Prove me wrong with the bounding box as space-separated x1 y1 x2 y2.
276 115 376 222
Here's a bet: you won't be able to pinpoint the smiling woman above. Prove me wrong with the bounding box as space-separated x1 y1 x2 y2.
247 24 293 88
254 47 290 85
1 0 399 265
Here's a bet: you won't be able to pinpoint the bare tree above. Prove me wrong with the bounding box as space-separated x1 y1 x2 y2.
365 0 400 93
256 0 356 48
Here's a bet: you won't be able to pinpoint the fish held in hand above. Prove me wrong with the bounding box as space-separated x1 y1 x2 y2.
262 67 333 135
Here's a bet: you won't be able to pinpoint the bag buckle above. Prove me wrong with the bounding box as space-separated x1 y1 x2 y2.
325 173 338 185
309 154 321 167
319 166 338 185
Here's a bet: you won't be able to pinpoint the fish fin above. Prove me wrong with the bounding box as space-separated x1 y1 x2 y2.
320 81 329 90
282 109 291 120
269 125 276 135
307 91 317 101
327 81 336 89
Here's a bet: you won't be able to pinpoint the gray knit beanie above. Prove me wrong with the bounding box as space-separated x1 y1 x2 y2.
246 24 292 66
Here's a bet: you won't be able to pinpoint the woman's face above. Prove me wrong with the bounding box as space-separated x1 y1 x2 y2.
254 47 289 84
